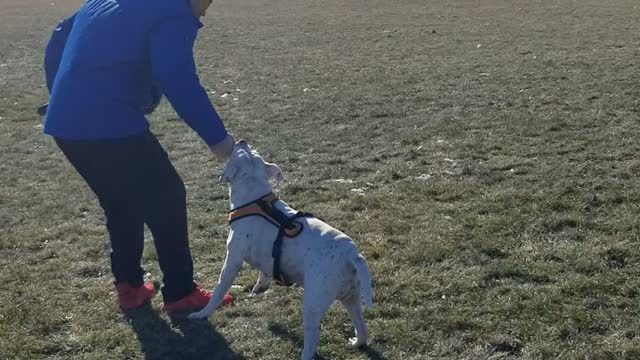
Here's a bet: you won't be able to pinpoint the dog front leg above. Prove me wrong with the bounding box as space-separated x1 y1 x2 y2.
188 250 243 319
301 306 322 360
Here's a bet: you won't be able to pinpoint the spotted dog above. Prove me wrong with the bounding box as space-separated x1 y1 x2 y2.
188 141 373 360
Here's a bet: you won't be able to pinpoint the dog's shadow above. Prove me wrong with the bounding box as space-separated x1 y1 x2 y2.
125 304 244 360
268 323 387 360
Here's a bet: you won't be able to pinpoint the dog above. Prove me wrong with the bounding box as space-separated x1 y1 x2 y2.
188 140 373 360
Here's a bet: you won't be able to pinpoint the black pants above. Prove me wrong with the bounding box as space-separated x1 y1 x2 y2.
55 131 195 302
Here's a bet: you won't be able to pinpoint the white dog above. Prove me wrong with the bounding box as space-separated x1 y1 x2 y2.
188 141 373 360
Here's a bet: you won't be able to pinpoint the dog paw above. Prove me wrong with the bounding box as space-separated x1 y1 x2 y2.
251 285 269 295
250 288 267 296
187 312 207 320
349 337 367 348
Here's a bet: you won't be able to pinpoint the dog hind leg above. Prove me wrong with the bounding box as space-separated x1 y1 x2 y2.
341 292 368 347
301 279 335 360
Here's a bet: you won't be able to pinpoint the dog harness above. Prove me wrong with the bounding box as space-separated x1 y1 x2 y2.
228 193 314 286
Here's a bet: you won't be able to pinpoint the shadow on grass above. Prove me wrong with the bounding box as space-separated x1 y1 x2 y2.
268 323 387 360
125 304 244 360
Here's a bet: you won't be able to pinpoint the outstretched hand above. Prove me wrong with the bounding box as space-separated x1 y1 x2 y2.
209 133 234 161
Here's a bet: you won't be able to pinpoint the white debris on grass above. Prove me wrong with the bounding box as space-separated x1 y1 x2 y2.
328 178 354 184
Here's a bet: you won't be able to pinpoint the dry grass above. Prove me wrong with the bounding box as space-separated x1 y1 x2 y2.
1 0 640 359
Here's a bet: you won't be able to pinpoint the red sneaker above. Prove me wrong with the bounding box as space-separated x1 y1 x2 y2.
161 284 233 313
115 281 156 310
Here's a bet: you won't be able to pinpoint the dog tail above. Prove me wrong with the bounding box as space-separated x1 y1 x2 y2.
352 254 373 309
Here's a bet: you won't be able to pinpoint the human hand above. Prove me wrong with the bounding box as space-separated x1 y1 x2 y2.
190 0 213 18
209 133 234 161
142 85 162 115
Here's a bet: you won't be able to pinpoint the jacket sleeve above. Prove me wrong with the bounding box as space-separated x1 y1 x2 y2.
44 14 76 94
149 17 227 146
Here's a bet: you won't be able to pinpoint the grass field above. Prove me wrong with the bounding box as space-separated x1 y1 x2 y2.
1 0 640 359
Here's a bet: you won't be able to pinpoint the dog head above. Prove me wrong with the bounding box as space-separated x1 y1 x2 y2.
219 140 283 185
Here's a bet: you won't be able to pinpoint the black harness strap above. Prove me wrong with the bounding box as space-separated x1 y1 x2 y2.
270 211 314 286
228 193 314 286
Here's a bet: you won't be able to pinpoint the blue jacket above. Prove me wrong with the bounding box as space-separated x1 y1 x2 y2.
43 0 227 145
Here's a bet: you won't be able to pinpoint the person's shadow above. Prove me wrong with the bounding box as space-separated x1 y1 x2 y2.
268 322 387 360
125 304 245 360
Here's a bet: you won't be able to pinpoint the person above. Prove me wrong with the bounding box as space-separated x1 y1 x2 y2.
42 0 234 312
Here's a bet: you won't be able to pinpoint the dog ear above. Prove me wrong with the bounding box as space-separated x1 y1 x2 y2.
265 162 284 182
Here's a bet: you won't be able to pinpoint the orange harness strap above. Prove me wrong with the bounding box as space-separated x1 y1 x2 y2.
228 193 303 237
